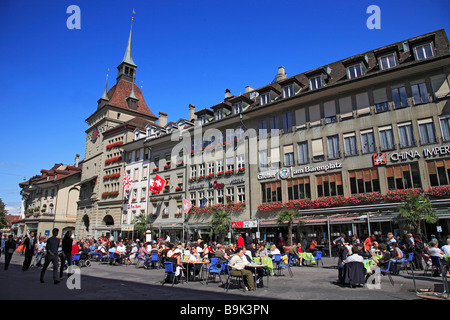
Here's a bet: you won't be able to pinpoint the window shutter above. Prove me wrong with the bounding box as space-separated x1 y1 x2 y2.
430 74 450 99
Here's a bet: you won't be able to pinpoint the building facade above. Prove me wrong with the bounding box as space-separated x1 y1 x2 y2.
74 19 160 240
119 29 450 245
18 159 82 237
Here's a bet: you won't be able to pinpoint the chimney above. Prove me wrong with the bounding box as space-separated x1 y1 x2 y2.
245 86 254 93
75 154 80 167
276 66 287 81
189 104 197 122
225 89 231 99
158 112 168 127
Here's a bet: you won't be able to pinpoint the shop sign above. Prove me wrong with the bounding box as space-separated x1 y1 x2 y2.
231 220 258 228
386 145 450 163
121 224 134 231
293 162 342 175
188 184 204 191
208 180 224 189
127 203 142 209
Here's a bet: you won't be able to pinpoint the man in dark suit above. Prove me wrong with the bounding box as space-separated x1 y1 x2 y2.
22 232 36 271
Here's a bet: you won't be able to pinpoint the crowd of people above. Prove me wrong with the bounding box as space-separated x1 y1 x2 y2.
1 229 449 288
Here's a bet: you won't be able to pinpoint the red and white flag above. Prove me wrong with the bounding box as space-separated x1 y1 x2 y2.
150 174 166 194
183 199 192 214
123 172 133 191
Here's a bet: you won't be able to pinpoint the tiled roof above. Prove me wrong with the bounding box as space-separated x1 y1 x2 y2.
104 79 157 120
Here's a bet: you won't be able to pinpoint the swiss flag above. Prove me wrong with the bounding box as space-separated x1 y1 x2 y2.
183 199 192 214
150 174 166 194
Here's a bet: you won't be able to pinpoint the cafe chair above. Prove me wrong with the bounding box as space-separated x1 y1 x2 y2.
206 258 221 284
277 254 293 277
343 261 366 288
134 253 147 269
313 251 324 267
149 253 161 269
108 252 119 266
207 260 227 285
162 262 183 287
376 259 394 286
225 265 246 293
401 252 414 274
429 256 443 277
273 254 281 270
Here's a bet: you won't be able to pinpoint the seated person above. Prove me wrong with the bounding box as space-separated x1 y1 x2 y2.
214 244 229 262
343 245 364 264
243 247 265 287
356 243 372 259
256 243 268 258
429 240 444 259
371 243 391 273
228 246 256 291
269 244 281 258
166 249 185 282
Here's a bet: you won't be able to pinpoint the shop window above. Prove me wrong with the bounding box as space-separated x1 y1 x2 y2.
261 181 282 203
349 168 380 194
427 159 450 187
386 163 421 190
316 173 343 197
287 177 311 200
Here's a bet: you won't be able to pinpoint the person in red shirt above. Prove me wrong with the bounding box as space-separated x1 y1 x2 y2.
237 234 244 247
71 241 80 257
364 234 375 252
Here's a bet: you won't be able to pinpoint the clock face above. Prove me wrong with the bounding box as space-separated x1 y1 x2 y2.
92 128 99 143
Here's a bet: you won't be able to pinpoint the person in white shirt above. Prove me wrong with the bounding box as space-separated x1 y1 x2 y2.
441 238 450 255
343 246 364 264
228 247 256 291
429 240 444 259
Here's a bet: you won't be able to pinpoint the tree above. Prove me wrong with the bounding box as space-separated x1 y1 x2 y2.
209 209 231 244
397 194 438 235
0 198 8 230
276 209 301 246
133 213 152 240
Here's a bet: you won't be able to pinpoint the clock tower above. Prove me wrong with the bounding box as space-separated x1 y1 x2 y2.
76 17 159 239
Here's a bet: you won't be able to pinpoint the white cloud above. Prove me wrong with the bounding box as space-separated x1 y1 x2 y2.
5 206 21 215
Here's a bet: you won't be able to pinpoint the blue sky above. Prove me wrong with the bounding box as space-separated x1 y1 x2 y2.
0 0 449 215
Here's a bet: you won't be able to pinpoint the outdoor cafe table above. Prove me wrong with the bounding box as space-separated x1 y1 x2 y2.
299 252 316 264
246 262 269 289
181 260 209 284
253 257 274 271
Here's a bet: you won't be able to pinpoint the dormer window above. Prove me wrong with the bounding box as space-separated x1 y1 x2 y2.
215 109 223 120
233 103 242 114
199 115 206 125
378 52 397 70
309 75 323 90
282 84 294 98
260 93 271 105
413 42 434 61
347 63 365 79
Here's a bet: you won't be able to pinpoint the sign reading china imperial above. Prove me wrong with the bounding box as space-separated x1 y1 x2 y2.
257 162 343 181
382 145 450 163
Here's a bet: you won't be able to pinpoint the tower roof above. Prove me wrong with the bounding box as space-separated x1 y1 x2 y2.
122 17 137 67
102 79 157 120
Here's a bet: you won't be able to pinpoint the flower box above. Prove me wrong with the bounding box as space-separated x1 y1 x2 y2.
198 175 205 180
225 170 234 176
189 177 197 182
153 167 159 172
164 164 171 170
237 168 245 174
176 161 184 167
216 171 223 177
163 186 170 192
141 197 146 202
176 186 183 192
206 173 215 179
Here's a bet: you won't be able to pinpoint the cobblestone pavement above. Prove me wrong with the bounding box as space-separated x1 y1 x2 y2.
0 253 447 302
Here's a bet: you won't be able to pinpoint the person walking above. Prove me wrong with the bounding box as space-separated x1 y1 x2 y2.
40 228 61 284
60 230 73 280
22 232 37 271
4 235 16 270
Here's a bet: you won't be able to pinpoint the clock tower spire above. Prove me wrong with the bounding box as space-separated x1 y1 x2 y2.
116 16 137 83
